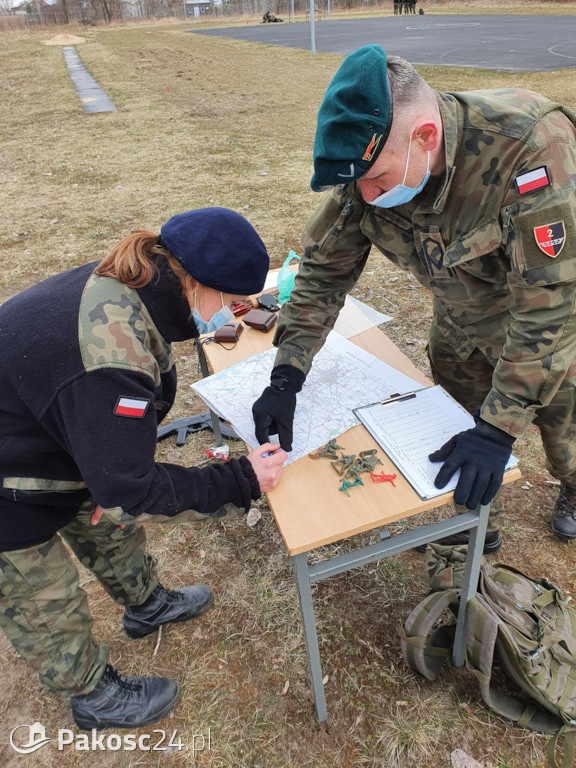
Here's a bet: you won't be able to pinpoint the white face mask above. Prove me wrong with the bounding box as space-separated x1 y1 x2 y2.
192 292 235 334
368 131 431 209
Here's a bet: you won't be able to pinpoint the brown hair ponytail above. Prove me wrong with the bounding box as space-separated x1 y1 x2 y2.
95 230 162 289
94 230 197 299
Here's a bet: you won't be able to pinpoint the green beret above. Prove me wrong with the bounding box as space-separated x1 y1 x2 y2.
310 45 393 192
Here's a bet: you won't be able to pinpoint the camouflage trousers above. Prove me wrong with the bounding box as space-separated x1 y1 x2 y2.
428 313 576 491
0 502 158 698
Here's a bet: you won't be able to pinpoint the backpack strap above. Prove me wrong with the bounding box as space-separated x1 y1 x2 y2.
467 596 563 734
400 589 459 681
546 725 576 768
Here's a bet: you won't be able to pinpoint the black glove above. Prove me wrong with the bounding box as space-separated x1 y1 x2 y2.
252 364 305 452
429 419 515 510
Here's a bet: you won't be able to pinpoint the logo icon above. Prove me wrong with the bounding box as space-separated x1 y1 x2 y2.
533 221 566 258
362 133 382 162
336 163 356 179
422 236 446 271
10 722 51 754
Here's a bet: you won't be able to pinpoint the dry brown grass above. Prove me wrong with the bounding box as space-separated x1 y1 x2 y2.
1 6 576 767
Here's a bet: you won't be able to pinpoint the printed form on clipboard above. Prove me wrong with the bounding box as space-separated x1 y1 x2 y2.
353 385 518 500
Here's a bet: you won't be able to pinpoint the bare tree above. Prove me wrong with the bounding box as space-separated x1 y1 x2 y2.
58 0 70 24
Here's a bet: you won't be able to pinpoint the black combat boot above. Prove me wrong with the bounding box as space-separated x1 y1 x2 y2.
123 583 214 639
415 529 502 555
415 496 504 554
551 483 576 540
71 664 180 730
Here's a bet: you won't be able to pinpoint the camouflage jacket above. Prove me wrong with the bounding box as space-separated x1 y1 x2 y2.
274 88 576 438
0 262 259 547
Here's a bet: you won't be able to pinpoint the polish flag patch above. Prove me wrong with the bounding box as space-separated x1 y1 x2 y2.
514 166 551 196
114 396 150 418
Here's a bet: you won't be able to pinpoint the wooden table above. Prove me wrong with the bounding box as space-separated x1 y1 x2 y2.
199 322 521 721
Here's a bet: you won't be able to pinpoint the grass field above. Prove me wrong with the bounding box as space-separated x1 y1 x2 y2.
1 4 576 767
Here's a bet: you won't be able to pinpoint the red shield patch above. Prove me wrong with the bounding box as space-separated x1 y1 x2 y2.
533 221 566 258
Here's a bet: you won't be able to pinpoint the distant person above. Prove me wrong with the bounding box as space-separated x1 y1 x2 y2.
263 10 283 22
0 207 286 730
394 0 401 15
252 45 576 550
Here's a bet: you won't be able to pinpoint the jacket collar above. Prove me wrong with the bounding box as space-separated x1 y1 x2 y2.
137 260 198 343
426 92 461 214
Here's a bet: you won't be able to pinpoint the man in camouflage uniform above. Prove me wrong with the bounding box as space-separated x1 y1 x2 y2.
252 45 576 548
0 208 285 730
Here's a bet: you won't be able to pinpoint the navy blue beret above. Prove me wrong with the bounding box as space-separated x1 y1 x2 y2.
160 208 269 296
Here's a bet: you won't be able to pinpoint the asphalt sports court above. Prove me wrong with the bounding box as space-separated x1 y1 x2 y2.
191 14 576 72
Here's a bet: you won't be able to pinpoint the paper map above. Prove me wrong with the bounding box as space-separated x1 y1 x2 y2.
192 332 421 464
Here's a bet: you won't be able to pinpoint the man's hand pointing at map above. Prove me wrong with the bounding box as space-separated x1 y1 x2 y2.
252 365 306 452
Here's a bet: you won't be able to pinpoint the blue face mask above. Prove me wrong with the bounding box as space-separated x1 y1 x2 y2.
193 293 235 335
368 132 431 209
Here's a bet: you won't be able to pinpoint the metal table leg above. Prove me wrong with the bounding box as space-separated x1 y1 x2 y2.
290 506 488 721
194 339 225 446
292 552 328 722
451 502 490 667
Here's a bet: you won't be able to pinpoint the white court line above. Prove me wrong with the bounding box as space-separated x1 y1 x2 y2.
405 23 481 29
548 43 576 60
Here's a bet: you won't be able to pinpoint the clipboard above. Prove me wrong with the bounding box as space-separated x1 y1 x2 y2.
353 384 518 500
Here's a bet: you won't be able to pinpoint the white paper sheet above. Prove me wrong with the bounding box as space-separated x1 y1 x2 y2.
333 295 392 339
354 385 518 499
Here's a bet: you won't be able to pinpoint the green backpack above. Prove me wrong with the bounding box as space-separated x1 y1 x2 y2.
401 562 576 768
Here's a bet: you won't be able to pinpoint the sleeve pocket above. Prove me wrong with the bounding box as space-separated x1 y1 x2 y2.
516 201 576 285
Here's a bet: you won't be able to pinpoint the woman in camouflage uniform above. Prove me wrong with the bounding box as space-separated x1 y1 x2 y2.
0 207 286 730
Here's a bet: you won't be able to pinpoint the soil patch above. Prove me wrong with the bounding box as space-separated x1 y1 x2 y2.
43 34 86 45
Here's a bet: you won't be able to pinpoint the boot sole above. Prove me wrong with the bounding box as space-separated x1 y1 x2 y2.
124 595 214 639
73 686 181 731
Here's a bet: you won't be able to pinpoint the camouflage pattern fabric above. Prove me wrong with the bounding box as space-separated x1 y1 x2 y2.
0 533 109 698
79 273 174 387
0 503 157 697
403 564 576 768
429 313 576 486
1 477 87 492
99 500 244 526
426 542 470 591
426 494 503 590
0 499 242 697
60 503 159 606
273 90 576 467
485 494 504 536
